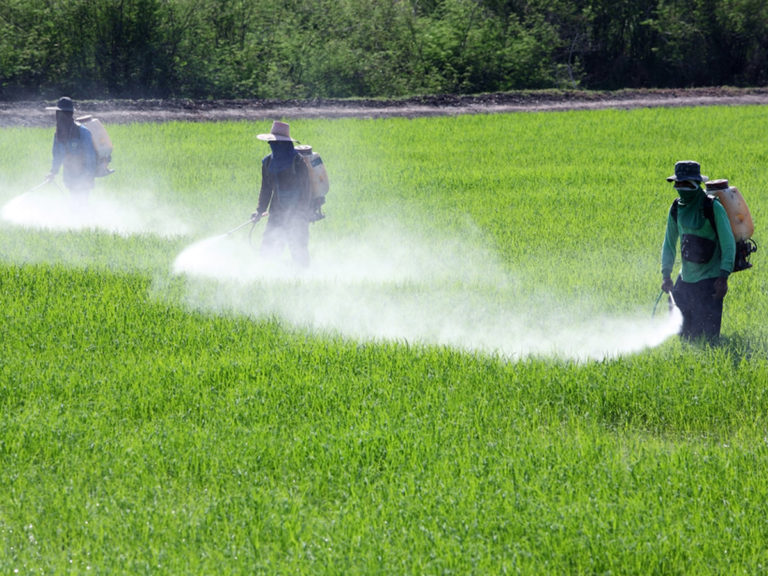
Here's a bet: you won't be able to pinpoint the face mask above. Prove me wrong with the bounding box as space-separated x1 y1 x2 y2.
674 181 700 204
267 140 297 174
674 180 697 190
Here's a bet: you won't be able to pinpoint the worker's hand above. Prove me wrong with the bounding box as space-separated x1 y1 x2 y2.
44 172 55 183
250 211 263 223
713 277 728 299
661 276 673 294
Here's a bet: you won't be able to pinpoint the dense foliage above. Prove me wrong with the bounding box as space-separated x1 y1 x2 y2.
1 0 767 100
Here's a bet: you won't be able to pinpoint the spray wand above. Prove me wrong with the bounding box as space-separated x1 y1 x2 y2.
217 212 268 245
17 178 56 199
222 219 257 237
29 179 54 194
652 288 676 318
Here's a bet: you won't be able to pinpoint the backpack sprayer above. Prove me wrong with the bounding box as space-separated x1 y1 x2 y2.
705 179 757 271
76 115 114 177
295 144 329 222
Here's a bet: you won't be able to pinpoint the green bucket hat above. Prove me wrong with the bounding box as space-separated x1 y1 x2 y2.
666 160 708 183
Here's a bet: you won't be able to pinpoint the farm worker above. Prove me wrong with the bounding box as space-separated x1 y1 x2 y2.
44 96 97 201
251 121 312 267
660 160 735 342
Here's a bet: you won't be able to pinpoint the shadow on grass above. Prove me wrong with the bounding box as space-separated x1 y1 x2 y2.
716 333 767 364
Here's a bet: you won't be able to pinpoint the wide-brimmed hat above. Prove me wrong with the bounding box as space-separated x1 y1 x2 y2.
256 120 296 142
45 97 75 113
666 160 708 182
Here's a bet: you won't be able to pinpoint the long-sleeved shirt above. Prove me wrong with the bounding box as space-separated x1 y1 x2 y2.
51 124 97 191
661 193 736 282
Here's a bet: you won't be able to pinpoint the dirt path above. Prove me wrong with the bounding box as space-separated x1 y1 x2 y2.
2 87 768 126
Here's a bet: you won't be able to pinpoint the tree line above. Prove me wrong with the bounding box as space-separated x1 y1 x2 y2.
1 0 766 100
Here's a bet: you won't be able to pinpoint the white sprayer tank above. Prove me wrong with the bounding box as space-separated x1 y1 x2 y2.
77 115 113 176
295 144 329 204
705 179 754 241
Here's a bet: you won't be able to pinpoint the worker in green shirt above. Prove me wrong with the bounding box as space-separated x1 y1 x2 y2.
661 160 735 342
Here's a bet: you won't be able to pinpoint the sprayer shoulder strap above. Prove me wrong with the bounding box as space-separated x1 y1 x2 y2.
670 197 717 235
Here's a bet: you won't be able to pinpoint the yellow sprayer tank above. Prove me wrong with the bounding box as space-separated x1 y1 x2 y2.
705 179 754 241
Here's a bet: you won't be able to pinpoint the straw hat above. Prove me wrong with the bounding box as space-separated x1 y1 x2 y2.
257 121 296 141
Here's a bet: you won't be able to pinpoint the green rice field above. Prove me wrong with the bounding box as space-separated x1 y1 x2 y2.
1 105 767 573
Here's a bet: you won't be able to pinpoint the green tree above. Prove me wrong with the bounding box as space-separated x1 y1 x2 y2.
1 0 767 99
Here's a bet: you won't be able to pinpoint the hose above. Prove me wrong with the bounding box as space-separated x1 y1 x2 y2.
652 289 664 318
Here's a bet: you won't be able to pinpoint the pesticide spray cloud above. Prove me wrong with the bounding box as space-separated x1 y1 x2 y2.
172 220 681 361
1 187 189 237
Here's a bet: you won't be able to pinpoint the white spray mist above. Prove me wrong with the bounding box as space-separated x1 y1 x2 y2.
1 187 189 237
171 219 681 361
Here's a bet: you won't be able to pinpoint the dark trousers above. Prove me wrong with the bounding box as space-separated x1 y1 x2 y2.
672 276 724 342
260 211 310 267
65 178 94 205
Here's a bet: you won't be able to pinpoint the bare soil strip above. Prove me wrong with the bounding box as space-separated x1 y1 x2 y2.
2 87 768 126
